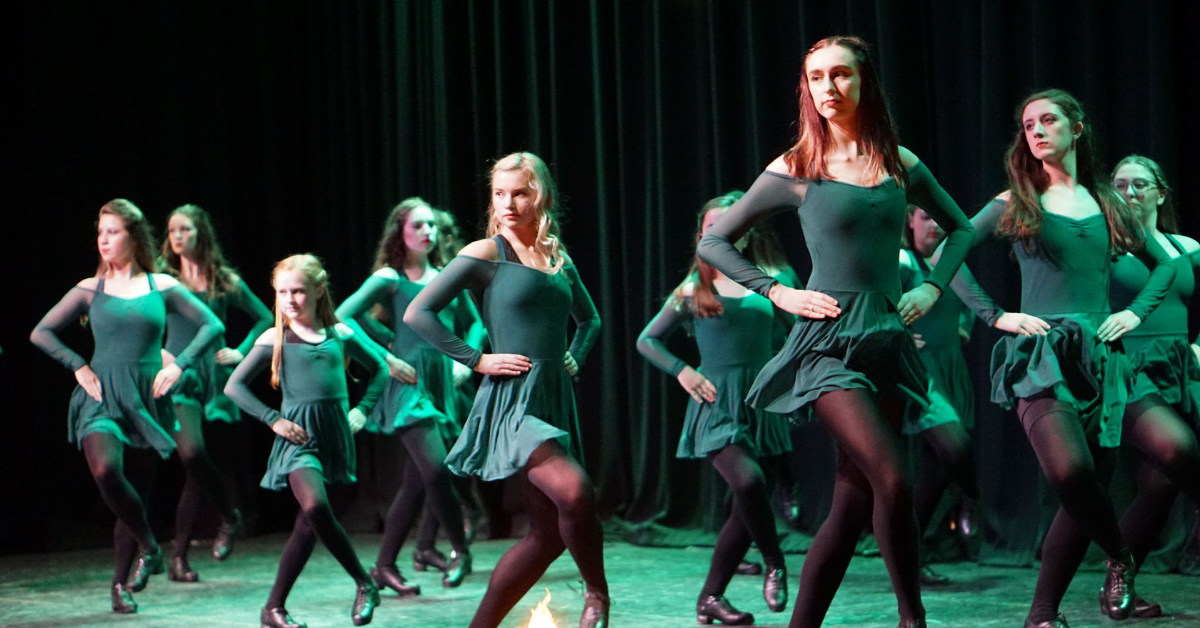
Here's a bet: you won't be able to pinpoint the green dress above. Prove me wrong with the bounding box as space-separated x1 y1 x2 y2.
30 274 224 458
697 162 975 419
336 270 484 434
950 198 1176 447
224 327 388 490
167 278 272 423
1110 234 1200 431
899 248 976 434
405 235 601 481
637 276 795 458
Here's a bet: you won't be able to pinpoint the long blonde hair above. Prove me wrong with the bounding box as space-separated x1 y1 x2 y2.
96 199 157 277
270 254 340 388
486 152 566 274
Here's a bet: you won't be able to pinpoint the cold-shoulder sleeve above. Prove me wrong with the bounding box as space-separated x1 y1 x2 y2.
162 286 225 372
944 198 1006 326
905 162 974 291
636 298 693 376
224 344 283 426
404 256 497 368
699 172 805 296
335 275 397 360
342 331 389 417
30 287 95 371
564 265 601 366
227 279 274 356
1125 234 1177 321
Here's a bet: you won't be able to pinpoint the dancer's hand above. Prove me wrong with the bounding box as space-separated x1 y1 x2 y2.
153 363 183 397
912 333 926 350
1098 310 1141 343
563 352 579 377
994 312 1050 337
161 349 175 367
768 284 840 319
347 408 367 433
272 419 310 444
898 283 941 324
452 361 472 387
215 348 245 366
475 353 532 377
75 365 102 402
677 366 716 403
386 354 418 384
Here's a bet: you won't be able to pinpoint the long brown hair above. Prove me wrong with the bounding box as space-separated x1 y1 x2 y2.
782 36 908 189
159 204 237 296
487 152 566 273
96 199 157 277
269 254 341 388
1112 154 1177 234
373 197 445 272
997 89 1142 254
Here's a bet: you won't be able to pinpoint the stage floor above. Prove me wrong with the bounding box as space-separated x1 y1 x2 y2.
1 535 1197 627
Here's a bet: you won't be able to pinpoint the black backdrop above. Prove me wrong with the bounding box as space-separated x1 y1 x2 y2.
5 0 1200 565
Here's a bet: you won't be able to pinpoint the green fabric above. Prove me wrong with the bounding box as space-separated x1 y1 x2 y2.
1111 234 1198 339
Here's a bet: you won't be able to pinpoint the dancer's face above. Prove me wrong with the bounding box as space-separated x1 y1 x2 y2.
274 269 318 325
403 205 438 257
907 208 945 258
806 45 861 122
97 214 133 267
1021 99 1078 164
700 207 726 236
491 170 537 231
1112 163 1164 219
168 213 198 256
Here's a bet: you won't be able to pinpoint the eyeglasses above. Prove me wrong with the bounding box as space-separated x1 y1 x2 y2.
1113 178 1159 194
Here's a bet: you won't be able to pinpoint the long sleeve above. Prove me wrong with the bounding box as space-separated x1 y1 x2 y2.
342 331 389 417
452 291 488 350
162 286 225 372
699 172 804 296
943 198 1006 326
224 344 283 426
564 265 601 365
1124 234 1177 321
30 287 94 372
636 298 692 376
904 162 974 291
404 256 496 368
228 279 274 356
335 275 396 361
770 269 800 348
357 313 396 348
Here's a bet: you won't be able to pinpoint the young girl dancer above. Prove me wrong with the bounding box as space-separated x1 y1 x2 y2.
30 199 224 613
224 254 387 628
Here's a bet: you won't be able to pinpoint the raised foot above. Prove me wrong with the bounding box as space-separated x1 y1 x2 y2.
212 508 243 561
126 545 164 592
412 547 449 572
443 550 472 588
370 564 420 596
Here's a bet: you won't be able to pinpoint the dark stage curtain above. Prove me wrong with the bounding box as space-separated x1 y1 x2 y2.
5 1 1200 570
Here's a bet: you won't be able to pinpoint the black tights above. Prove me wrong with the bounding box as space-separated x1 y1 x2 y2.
913 421 978 536
82 432 161 584
375 422 467 567
791 389 922 628
699 446 782 600
468 442 608 628
1018 396 1128 624
416 474 479 551
172 403 236 559
265 468 370 609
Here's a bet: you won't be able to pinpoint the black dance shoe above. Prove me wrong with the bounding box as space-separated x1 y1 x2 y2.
763 566 787 612
168 555 200 582
1023 614 1069 628
212 508 243 561
111 582 137 614
1099 556 1137 619
443 549 472 588
127 545 164 592
580 590 610 628
412 547 450 572
351 580 381 626
918 564 949 586
369 564 421 597
736 560 762 576
1132 596 1163 618
897 619 927 628
261 606 307 628
696 595 754 625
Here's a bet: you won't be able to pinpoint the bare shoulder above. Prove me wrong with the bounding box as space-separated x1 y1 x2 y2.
372 266 401 280
457 238 499 261
333 322 355 339
766 155 791 175
995 190 1012 202
1173 234 1200 253
152 273 182 290
897 146 920 169
75 277 101 290
254 329 278 346
675 280 696 298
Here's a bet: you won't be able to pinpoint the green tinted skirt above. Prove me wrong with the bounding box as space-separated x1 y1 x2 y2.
677 362 791 458
69 361 177 458
261 400 357 490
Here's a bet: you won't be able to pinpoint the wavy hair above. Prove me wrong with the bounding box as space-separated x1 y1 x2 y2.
96 199 157 277
159 204 237 296
486 152 566 273
1112 154 1177 234
269 254 341 388
373 197 444 272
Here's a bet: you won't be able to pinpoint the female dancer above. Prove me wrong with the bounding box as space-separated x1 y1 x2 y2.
160 204 272 579
1100 156 1200 618
698 36 975 628
942 91 1175 628
225 254 386 628
638 191 795 625
898 205 980 585
335 198 478 592
30 199 224 613
404 152 609 628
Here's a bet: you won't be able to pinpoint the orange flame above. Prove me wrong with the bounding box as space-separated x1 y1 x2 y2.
527 588 557 628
